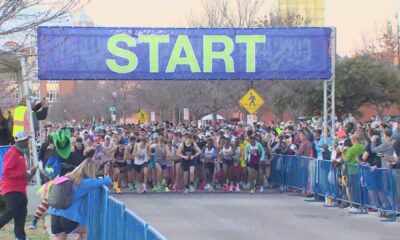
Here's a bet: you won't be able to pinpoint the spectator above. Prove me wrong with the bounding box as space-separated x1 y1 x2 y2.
0 108 13 145
0 131 37 240
296 131 313 157
48 158 112 240
371 128 393 168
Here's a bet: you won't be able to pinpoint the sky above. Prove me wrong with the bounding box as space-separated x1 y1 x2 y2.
81 0 400 56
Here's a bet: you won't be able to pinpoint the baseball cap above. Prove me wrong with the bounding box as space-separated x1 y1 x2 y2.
15 131 30 142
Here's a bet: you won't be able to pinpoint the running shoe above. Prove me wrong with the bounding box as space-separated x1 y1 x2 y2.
128 183 134 191
165 186 171 192
249 188 255 194
172 184 179 192
28 219 37 230
198 181 205 190
184 188 190 194
113 182 122 194
152 185 159 192
208 186 214 192
204 183 211 191
348 207 358 213
223 183 229 192
190 185 195 193
259 186 264 192
229 184 234 192
161 179 167 187
235 183 241 192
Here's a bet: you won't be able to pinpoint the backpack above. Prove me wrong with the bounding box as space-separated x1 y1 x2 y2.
48 176 74 209
44 155 62 179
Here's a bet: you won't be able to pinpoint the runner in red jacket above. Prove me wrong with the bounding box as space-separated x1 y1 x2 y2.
0 131 36 240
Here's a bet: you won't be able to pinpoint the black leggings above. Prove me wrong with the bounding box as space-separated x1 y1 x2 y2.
51 214 79 235
0 192 28 239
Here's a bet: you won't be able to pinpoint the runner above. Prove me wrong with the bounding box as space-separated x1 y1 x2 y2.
172 131 183 192
132 137 150 193
112 140 126 193
245 136 265 194
152 135 171 192
176 132 201 193
220 136 235 192
124 137 137 190
201 138 218 192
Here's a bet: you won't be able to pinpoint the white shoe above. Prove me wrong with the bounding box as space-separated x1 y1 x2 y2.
259 186 264 192
229 184 233 192
204 183 211 190
208 187 214 192
235 184 241 192
348 207 358 213
190 185 195 192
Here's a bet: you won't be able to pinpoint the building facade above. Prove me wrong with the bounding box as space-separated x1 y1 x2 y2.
277 0 325 26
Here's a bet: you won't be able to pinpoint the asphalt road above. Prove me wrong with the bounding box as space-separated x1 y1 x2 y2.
116 190 400 240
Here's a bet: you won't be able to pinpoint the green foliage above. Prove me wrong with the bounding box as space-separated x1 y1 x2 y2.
305 55 400 119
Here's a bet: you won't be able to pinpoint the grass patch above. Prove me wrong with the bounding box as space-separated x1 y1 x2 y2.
0 215 49 240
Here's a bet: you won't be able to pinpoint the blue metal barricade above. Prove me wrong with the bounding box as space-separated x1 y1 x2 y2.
125 209 148 240
270 154 284 186
0 145 12 179
298 156 315 194
392 169 400 216
147 226 168 240
87 186 109 240
284 155 300 190
107 197 126 240
315 160 336 200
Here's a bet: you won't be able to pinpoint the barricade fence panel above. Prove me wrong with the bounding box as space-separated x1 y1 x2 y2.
147 226 168 240
125 209 148 240
270 154 284 186
315 160 336 200
269 155 398 221
86 184 168 240
107 197 126 240
392 169 400 213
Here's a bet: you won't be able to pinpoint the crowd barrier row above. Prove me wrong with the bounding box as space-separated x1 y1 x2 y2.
270 154 400 221
88 185 167 240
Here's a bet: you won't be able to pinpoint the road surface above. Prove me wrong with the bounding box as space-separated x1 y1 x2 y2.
116 190 400 240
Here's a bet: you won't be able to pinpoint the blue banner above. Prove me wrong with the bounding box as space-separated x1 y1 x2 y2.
38 27 332 80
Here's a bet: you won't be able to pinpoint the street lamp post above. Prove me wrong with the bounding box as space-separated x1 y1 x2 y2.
112 91 117 124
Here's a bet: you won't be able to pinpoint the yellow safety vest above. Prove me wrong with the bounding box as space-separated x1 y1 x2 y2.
13 105 28 137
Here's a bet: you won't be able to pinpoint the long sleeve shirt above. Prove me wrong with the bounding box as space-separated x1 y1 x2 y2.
48 177 112 226
371 139 393 168
244 142 265 162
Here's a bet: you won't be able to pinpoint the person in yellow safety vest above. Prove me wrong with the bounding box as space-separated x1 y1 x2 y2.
12 98 30 137
12 98 49 138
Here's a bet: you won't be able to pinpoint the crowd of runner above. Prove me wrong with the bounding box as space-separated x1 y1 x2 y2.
36 115 400 197
1 107 400 236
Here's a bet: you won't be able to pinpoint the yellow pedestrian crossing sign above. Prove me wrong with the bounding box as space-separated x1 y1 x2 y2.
135 110 149 123
239 88 265 114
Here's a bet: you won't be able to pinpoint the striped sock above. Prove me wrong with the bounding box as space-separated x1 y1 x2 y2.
34 199 49 220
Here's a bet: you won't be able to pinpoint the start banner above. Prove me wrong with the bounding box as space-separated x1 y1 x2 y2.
38 27 332 80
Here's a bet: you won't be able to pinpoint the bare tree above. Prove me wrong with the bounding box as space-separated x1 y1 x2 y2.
0 0 88 108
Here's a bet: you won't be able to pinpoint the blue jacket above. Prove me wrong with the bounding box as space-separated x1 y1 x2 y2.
48 177 112 226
